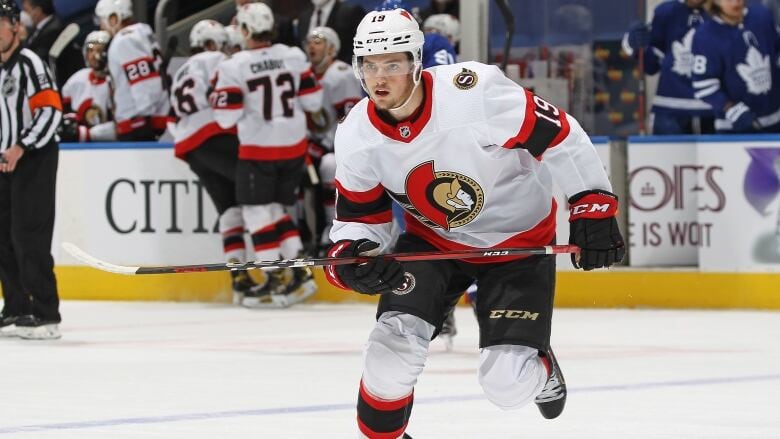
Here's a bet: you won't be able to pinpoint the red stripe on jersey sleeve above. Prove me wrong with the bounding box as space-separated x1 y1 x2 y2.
335 180 386 204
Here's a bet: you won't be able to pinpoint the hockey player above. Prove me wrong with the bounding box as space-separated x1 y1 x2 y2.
325 9 625 437
212 3 323 308
170 19 260 305
691 0 780 133
59 30 116 143
423 13 460 49
303 26 363 252
622 0 714 134
95 0 170 141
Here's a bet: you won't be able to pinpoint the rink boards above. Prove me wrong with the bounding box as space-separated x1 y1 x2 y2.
47 138 780 309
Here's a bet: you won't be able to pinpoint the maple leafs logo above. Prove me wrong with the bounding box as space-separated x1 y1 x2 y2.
737 46 772 95
671 29 695 77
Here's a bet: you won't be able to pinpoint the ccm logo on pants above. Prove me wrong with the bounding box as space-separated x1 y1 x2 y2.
489 310 540 320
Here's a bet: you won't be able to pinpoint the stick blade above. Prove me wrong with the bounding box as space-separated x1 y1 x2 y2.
49 23 80 59
62 242 139 275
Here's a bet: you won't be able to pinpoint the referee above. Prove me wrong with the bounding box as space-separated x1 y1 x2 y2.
0 0 62 340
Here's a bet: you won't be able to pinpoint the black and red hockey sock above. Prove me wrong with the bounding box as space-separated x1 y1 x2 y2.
357 380 414 438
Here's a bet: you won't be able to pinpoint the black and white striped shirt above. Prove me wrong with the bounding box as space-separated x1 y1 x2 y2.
0 47 62 152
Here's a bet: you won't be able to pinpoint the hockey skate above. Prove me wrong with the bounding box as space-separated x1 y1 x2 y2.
14 315 61 340
231 268 263 305
438 310 457 352
0 312 19 337
534 348 567 419
279 266 317 306
241 268 316 309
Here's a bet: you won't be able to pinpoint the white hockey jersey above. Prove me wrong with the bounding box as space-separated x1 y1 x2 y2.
330 62 611 260
211 44 323 161
107 22 170 136
170 50 236 158
309 59 363 150
61 68 112 127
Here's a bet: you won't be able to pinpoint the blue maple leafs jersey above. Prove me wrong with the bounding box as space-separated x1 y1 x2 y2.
626 0 711 115
691 4 780 130
422 33 456 68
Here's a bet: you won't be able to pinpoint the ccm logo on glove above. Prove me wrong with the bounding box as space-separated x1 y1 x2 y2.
569 191 618 219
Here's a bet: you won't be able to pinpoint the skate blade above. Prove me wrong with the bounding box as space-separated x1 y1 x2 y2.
16 325 61 340
0 325 19 338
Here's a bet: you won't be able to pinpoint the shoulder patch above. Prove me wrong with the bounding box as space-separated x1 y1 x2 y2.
453 68 478 90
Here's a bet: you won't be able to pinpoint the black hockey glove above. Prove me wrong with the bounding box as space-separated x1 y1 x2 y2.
58 114 81 142
568 190 625 271
328 239 405 295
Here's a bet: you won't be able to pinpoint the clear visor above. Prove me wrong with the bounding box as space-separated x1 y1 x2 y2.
356 57 416 79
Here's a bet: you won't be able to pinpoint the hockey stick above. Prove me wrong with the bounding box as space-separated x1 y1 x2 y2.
62 242 580 276
494 0 515 72
48 23 80 80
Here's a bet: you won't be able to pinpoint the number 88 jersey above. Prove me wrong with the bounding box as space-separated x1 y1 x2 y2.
211 44 323 161
170 50 233 158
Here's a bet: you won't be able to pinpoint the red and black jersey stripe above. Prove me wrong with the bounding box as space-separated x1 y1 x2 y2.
503 89 570 159
335 180 393 224
298 69 321 96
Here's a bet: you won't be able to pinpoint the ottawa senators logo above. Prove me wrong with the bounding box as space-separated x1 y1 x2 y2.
393 161 484 231
84 106 106 127
453 68 478 90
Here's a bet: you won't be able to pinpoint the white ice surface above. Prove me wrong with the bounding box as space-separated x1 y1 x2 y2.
1 301 779 438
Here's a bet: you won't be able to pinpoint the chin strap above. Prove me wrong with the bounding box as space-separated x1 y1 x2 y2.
389 63 423 112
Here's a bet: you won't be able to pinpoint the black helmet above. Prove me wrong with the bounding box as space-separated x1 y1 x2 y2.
0 0 20 23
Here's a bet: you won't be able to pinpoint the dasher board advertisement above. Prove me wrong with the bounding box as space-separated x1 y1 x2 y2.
55 144 223 266
627 137 702 267
697 138 780 272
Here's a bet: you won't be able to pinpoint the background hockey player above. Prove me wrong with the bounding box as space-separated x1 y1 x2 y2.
95 0 170 141
623 0 714 134
212 3 323 308
423 13 460 54
224 24 245 56
171 19 261 306
691 0 780 133
302 26 363 254
0 0 63 340
324 8 625 437
59 30 116 143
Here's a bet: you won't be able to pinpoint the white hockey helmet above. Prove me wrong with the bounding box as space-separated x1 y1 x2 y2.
307 26 340 56
224 24 245 51
236 2 274 36
95 0 132 30
423 14 460 44
83 30 111 70
190 19 227 50
352 9 424 82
